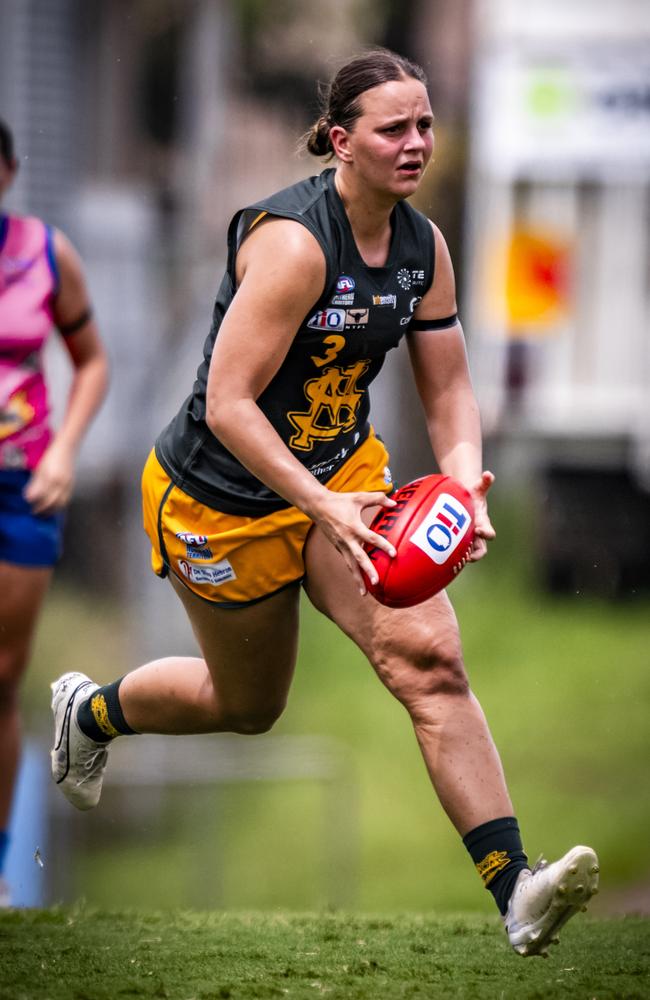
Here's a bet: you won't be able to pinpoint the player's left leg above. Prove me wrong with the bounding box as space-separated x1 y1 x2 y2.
0 561 53 900
304 524 512 833
303 523 598 955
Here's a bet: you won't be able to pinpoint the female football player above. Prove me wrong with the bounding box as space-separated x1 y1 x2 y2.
50 50 597 953
0 118 109 905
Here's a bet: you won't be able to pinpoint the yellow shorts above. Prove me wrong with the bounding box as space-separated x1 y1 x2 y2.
141 431 392 606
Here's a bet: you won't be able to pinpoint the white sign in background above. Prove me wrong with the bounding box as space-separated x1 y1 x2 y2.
475 46 650 179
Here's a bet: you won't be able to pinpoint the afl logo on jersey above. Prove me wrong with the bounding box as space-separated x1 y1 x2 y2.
307 308 346 331
336 275 355 293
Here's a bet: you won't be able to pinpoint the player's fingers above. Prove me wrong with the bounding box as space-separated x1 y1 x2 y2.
468 535 488 562
474 470 495 497
29 491 60 515
475 515 496 541
338 542 372 595
350 540 380 593
358 491 396 511
363 525 396 559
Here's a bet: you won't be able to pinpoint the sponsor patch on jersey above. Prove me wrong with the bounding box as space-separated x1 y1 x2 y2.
336 275 355 292
331 292 355 305
372 294 397 308
397 268 412 290
307 308 346 331
411 269 425 285
345 308 369 326
408 493 471 565
309 446 350 478
176 532 208 546
400 295 423 325
178 558 236 586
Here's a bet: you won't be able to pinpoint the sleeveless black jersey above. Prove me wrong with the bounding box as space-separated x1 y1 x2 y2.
155 168 435 515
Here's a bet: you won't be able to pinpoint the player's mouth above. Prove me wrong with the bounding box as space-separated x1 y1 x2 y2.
397 161 423 176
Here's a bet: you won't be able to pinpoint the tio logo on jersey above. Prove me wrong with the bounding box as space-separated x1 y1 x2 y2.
307 308 345 330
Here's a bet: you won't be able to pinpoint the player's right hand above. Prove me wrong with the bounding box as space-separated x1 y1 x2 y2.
309 489 397 595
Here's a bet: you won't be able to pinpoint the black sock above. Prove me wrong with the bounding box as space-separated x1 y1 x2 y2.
463 816 529 915
76 677 136 743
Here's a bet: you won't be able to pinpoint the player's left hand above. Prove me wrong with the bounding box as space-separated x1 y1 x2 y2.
23 441 76 515
467 470 496 562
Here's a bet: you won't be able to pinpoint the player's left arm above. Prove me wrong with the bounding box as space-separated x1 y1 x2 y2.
24 229 110 514
406 222 495 560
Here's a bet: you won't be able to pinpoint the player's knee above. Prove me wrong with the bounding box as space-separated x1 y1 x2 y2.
221 701 286 735
373 631 469 708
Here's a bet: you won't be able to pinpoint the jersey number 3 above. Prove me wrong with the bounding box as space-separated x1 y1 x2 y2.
311 335 346 368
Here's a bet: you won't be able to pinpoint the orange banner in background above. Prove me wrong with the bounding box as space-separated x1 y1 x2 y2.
481 226 574 337
504 228 573 332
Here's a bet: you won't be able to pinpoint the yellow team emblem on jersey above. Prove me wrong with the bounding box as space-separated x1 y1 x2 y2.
287 360 370 451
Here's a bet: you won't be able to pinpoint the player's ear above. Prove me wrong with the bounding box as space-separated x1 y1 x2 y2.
330 125 353 163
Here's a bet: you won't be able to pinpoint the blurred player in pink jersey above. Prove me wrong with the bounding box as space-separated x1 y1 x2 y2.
0 119 109 904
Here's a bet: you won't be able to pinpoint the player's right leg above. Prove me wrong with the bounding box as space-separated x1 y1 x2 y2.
122 574 301 736
51 579 301 810
52 447 309 810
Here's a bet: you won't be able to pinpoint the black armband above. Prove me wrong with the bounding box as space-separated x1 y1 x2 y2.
409 313 458 331
58 307 93 336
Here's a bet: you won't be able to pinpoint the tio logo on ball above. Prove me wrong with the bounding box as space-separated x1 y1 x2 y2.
409 494 471 565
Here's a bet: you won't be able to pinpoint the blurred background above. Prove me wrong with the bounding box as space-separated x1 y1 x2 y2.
1 0 649 914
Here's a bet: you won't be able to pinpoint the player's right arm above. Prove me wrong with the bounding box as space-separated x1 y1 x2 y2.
205 217 395 593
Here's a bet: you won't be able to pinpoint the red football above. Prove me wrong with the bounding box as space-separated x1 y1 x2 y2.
362 474 475 608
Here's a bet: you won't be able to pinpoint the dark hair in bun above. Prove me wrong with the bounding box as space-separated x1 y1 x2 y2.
304 48 427 158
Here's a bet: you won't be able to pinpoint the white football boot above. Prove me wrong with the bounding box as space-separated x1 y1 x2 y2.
505 845 599 957
50 671 110 811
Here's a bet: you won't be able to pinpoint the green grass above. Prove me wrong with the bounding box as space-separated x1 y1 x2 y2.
19 494 650 912
1 909 649 1000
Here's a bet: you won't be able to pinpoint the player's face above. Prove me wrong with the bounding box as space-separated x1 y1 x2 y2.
337 77 434 199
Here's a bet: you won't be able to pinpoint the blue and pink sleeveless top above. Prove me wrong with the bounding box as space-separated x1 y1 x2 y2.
0 213 59 470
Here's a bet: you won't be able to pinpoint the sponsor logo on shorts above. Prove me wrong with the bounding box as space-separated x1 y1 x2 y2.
185 545 213 560
345 308 369 326
336 275 355 292
176 532 208 546
409 493 471 565
307 308 346 331
178 558 237 586
372 294 397 308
